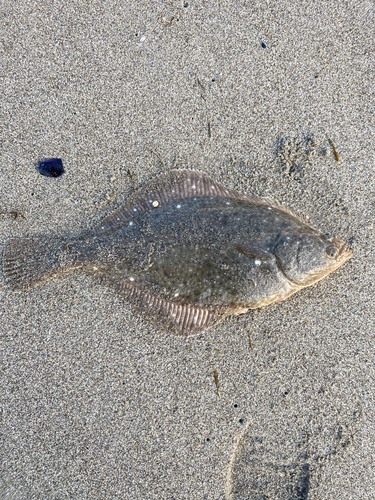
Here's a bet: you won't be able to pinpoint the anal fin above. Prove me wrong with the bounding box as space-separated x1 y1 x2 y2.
100 275 226 336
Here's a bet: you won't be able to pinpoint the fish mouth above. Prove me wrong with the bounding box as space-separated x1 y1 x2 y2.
336 242 353 264
329 237 353 266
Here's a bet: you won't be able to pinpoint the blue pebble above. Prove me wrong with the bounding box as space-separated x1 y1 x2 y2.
37 158 64 178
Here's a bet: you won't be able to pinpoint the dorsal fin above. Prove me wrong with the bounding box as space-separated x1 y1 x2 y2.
97 169 306 233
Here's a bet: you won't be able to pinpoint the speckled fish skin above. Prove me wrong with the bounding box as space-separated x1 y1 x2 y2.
2 170 352 335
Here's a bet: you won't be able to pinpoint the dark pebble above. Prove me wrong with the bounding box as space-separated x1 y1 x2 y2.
261 42 267 48
37 158 64 178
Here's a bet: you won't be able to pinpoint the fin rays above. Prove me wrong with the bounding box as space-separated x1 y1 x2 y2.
97 169 306 234
104 275 218 335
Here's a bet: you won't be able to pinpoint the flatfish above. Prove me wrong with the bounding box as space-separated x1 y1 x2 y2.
2 170 352 335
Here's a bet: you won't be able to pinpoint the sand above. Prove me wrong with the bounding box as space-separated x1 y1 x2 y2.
0 1 374 498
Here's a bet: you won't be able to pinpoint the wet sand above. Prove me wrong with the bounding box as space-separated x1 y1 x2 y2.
1 1 374 498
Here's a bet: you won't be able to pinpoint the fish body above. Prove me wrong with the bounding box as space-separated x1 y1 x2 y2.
2 170 351 335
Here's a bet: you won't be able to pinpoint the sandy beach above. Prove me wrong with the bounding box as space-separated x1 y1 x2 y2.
1 1 374 498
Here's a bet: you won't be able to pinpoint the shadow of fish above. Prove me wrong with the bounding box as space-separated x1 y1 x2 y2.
2 170 352 335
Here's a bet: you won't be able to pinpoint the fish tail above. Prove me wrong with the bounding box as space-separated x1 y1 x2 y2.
2 236 81 291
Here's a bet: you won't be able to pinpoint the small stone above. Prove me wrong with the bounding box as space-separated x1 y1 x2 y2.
37 158 64 178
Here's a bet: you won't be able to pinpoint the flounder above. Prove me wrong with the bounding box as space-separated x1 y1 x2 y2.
2 170 352 335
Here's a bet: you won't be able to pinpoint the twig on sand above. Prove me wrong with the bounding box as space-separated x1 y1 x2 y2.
149 149 166 169
248 330 254 350
328 138 340 162
213 369 220 396
0 211 25 220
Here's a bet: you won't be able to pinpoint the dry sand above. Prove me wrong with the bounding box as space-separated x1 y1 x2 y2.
0 1 374 498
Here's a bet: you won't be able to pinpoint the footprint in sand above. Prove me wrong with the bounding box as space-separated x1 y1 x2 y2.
226 377 362 499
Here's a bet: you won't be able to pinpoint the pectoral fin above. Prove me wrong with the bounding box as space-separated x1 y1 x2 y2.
235 244 275 264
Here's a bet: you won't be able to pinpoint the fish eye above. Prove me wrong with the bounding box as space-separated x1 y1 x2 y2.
324 233 333 242
326 245 338 258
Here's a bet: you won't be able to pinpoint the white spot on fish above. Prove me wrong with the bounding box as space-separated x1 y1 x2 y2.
101 226 104 229
149 200 153 203
133 208 137 212
176 204 181 209
129 277 135 281
93 267 98 270
129 221 133 226
226 202 230 205
255 260 262 266
268 207 272 210
192 185 196 189
174 292 179 297
286 236 290 240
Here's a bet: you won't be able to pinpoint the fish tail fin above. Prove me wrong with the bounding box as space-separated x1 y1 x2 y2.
2 236 80 291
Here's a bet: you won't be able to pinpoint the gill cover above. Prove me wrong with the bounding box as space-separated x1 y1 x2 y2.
273 230 331 286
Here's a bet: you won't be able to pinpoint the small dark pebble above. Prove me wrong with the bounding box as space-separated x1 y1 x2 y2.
261 42 267 48
239 418 244 424
37 158 64 178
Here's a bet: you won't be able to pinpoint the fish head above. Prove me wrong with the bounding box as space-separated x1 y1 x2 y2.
273 229 352 287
